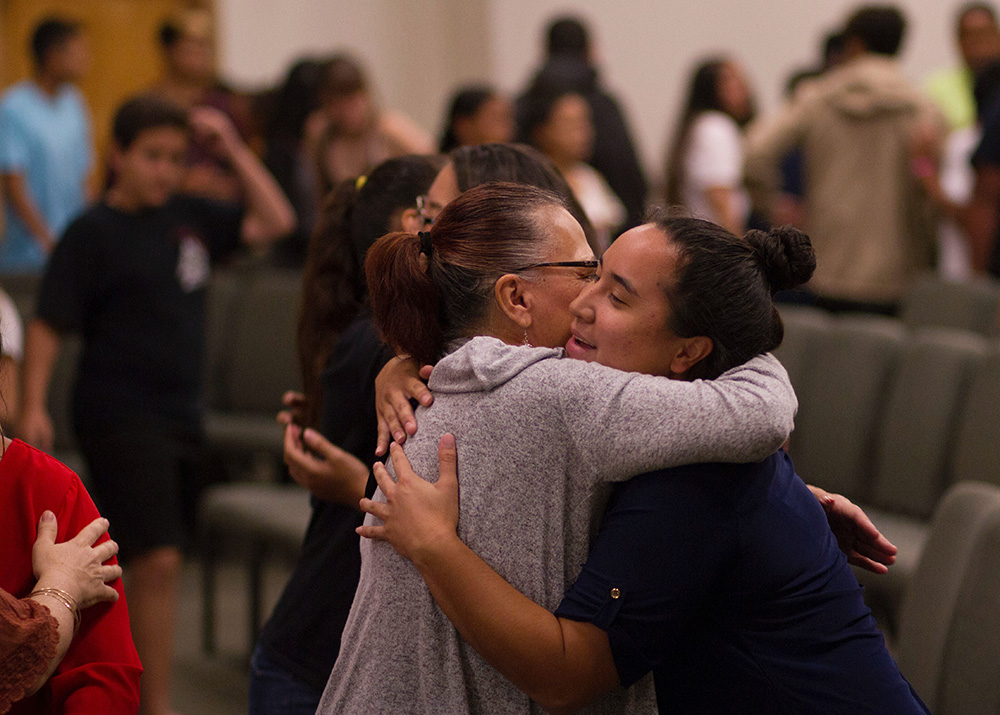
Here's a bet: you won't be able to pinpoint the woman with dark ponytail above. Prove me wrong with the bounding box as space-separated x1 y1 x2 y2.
249 154 443 715
331 205 926 713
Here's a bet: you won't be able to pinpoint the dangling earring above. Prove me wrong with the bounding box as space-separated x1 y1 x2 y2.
523 329 532 347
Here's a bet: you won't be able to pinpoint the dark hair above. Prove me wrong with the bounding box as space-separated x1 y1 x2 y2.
516 86 583 147
31 17 81 68
297 155 443 426
366 182 566 365
112 95 189 149
664 58 754 206
264 58 328 145
321 54 367 101
439 86 498 152
844 5 906 56
649 211 816 380
958 3 998 32
547 17 589 58
447 142 598 251
823 31 847 66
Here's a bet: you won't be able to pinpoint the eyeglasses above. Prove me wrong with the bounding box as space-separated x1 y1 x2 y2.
416 195 444 226
515 260 600 272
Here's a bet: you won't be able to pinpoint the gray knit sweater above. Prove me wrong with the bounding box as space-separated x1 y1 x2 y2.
318 337 797 714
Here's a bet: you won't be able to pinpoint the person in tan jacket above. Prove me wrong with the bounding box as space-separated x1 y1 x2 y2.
746 5 945 314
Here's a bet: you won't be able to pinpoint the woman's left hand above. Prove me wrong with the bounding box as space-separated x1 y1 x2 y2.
357 435 459 565
809 485 897 574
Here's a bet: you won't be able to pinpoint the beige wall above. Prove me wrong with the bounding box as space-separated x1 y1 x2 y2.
218 0 960 178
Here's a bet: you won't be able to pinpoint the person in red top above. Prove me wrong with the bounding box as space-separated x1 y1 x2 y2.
0 437 141 714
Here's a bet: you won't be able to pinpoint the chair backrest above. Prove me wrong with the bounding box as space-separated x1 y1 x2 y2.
896 481 1000 713
774 305 832 393
204 269 244 409
936 497 1000 714
219 269 302 413
788 314 905 502
950 345 1000 487
900 273 1000 336
868 328 987 518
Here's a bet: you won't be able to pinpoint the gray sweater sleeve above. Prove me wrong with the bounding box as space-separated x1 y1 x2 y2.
551 353 797 483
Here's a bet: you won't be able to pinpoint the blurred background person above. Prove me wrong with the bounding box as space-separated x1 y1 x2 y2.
260 57 332 265
147 7 253 201
308 54 434 197
0 17 92 275
519 88 624 251
747 5 945 315
924 3 1000 132
517 15 647 232
438 85 514 152
663 57 756 235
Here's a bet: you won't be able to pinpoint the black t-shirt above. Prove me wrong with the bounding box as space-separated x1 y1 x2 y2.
256 313 393 690
37 197 243 428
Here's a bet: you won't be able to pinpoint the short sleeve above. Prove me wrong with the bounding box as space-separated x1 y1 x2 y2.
35 219 93 334
0 289 24 361
0 100 31 173
182 196 245 261
554 467 734 686
685 113 744 189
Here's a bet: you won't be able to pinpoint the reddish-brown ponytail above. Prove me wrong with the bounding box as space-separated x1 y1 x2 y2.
365 182 569 365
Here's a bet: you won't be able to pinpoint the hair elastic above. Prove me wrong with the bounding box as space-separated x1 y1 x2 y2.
418 230 433 257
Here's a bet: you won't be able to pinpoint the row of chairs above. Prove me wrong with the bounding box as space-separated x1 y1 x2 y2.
891 481 1000 714
899 272 1000 336
775 305 1000 636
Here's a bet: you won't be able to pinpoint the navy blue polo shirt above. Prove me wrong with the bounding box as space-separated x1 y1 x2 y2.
555 451 929 714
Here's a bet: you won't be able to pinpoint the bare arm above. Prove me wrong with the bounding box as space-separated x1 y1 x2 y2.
1 174 54 253
188 107 296 247
704 186 745 235
18 320 61 451
359 439 618 712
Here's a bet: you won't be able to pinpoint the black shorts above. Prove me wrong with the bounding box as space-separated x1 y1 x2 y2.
76 420 205 562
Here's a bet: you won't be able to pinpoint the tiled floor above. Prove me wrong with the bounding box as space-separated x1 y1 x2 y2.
170 557 295 714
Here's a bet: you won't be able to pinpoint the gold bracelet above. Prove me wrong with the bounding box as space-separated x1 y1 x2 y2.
29 588 81 634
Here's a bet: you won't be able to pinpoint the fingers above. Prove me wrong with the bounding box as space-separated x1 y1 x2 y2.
356 524 386 541
437 434 459 496
35 510 57 546
302 428 344 462
854 540 896 566
282 391 305 407
71 517 110 547
359 497 389 522
387 442 415 481
97 583 121 603
406 376 433 408
371 461 395 498
418 364 434 382
848 553 890 575
375 418 391 457
94 538 119 564
102 563 123 583
277 410 293 426
386 392 413 443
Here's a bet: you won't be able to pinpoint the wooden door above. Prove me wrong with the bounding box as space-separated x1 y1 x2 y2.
0 0 212 182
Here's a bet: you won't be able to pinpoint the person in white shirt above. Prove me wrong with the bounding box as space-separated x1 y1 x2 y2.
664 58 756 235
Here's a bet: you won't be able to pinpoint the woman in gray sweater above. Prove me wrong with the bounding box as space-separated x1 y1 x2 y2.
316 182 810 714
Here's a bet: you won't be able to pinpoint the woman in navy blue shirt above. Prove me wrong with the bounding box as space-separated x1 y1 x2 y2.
360 213 928 713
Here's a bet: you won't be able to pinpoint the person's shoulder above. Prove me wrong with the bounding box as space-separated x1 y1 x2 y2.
693 111 740 138
0 440 79 499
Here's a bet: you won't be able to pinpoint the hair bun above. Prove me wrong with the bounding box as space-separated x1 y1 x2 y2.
744 226 816 293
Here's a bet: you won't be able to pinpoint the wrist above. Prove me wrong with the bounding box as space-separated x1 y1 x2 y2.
410 528 463 574
33 572 84 606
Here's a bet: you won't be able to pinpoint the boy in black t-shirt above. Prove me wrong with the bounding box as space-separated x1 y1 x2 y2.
18 96 294 715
